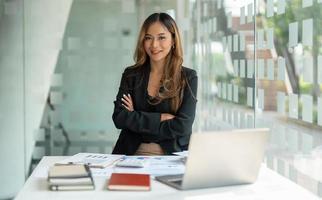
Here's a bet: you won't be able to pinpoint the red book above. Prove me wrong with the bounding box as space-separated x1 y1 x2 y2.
107 173 150 191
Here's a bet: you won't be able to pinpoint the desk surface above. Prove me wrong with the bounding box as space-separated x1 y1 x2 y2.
15 156 319 200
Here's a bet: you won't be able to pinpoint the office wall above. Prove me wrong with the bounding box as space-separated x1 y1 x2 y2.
0 0 72 198
191 0 322 197
54 0 137 137
24 0 73 174
0 0 25 198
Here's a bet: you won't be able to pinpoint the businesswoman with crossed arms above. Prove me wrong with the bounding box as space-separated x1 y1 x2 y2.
112 12 198 155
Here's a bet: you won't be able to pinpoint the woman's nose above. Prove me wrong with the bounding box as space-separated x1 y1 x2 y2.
151 38 159 48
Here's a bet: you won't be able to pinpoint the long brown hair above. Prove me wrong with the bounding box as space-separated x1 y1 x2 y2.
133 12 185 113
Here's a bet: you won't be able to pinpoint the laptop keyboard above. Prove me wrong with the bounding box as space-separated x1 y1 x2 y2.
171 179 182 185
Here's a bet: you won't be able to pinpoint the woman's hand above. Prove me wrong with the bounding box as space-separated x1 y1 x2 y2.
161 113 175 122
121 94 134 112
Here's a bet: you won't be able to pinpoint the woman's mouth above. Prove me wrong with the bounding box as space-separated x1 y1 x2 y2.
151 50 162 55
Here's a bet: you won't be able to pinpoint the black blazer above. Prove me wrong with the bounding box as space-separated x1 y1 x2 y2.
112 63 198 155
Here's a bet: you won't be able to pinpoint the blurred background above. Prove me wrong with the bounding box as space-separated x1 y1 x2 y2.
1 0 322 198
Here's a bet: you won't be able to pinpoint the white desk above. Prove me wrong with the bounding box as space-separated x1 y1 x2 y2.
15 156 320 200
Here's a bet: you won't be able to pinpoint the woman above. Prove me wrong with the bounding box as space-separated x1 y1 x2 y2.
112 12 198 155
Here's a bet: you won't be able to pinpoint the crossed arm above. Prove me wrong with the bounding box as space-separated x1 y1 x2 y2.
112 69 198 140
121 93 175 122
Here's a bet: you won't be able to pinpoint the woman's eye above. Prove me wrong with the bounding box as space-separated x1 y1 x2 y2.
144 36 152 40
159 36 166 40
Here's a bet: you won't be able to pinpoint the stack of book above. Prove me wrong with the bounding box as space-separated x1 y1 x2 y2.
48 164 95 191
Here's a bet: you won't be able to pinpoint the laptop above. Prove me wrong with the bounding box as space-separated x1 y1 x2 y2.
156 128 269 190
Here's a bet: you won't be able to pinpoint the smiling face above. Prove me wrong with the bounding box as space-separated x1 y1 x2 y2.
144 22 173 65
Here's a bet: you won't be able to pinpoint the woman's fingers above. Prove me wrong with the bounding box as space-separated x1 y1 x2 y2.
121 94 133 111
128 93 132 101
122 103 132 111
122 94 132 104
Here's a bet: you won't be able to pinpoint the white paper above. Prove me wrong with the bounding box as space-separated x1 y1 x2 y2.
301 95 313 123
228 84 233 101
240 59 245 78
266 28 274 49
257 29 265 49
234 60 239 77
240 6 246 24
233 84 239 103
233 34 239 52
319 55 322 84
278 57 286 80
302 18 313 47
55 153 125 168
267 0 274 17
289 93 298 119
289 22 298 47
239 32 245 51
247 59 254 78
258 59 265 79
247 3 253 23
92 156 185 177
247 87 253 107
318 97 322 126
277 0 286 15
277 92 286 114
267 59 274 80
258 89 264 110
303 55 313 83
302 0 313 8
173 151 188 157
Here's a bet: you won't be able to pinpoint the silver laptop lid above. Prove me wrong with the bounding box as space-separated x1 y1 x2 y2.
181 128 269 190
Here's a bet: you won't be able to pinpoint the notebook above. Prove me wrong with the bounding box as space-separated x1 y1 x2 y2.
107 173 150 191
156 128 269 190
48 164 95 191
48 165 89 178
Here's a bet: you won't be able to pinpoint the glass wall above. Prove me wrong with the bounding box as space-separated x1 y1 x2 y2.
191 0 322 197
0 0 25 198
1 0 322 198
